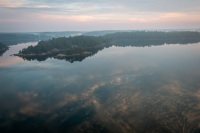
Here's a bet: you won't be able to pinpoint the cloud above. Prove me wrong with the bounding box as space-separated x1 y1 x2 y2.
18 91 38 101
82 82 105 98
111 77 122 85
7 0 199 13
19 102 42 116
2 0 200 14
0 0 23 8
0 0 200 32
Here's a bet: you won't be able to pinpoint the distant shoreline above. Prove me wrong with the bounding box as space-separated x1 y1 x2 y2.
14 31 200 61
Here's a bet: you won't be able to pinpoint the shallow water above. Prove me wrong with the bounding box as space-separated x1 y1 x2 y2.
0 42 200 133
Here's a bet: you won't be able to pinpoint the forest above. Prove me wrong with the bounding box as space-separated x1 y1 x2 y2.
15 31 200 61
0 33 51 45
0 42 8 56
18 35 111 54
103 31 200 46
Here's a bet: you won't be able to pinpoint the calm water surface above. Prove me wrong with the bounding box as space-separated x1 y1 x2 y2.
0 42 200 133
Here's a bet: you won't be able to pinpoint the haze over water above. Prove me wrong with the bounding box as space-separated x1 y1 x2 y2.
1 0 200 132
0 41 200 133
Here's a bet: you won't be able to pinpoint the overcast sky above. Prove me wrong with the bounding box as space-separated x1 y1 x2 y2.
0 0 200 32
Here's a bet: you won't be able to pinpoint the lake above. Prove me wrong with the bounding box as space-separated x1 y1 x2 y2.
0 42 200 133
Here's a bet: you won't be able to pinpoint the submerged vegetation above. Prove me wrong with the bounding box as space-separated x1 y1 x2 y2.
15 31 200 62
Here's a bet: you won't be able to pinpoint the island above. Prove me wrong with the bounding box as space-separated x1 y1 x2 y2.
0 42 8 56
15 35 113 62
14 31 200 62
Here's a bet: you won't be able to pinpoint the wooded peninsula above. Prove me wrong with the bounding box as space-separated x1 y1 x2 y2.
0 42 8 56
15 31 200 62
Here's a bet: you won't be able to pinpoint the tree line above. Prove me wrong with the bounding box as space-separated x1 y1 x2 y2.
18 31 200 56
0 42 8 56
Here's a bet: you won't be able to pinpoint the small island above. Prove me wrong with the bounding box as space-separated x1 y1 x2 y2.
15 35 113 62
0 42 8 56
15 31 200 62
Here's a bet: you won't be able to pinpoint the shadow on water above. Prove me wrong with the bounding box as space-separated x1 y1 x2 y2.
20 49 101 63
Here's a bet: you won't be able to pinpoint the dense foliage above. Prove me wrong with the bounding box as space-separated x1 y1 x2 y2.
19 35 110 54
17 35 111 62
104 31 200 46
104 31 200 40
0 42 7 49
0 42 8 56
19 35 111 54
19 31 200 55
16 31 200 62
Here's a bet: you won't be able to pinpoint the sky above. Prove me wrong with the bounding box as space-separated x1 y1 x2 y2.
0 0 200 32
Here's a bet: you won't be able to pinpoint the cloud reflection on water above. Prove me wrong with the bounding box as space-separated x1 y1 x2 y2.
0 43 200 132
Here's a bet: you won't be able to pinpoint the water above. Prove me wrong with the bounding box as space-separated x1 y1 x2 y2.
0 42 200 133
